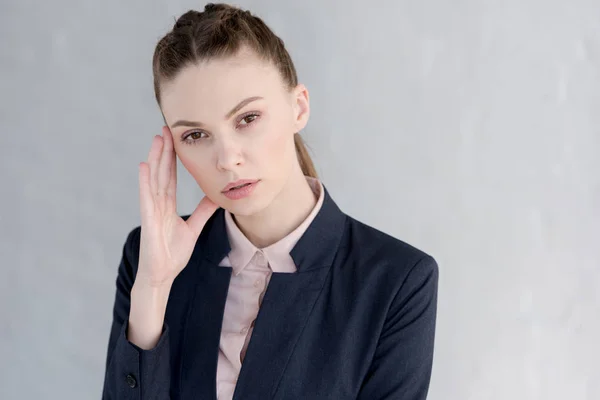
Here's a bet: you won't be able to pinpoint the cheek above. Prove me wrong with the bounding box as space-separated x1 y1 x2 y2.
257 126 295 165
177 150 214 187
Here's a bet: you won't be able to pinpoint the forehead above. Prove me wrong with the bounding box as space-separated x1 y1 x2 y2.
160 49 284 118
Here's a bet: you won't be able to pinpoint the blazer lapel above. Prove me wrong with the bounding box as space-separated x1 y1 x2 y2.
231 266 331 399
232 185 347 399
179 259 231 399
179 185 347 400
179 210 232 400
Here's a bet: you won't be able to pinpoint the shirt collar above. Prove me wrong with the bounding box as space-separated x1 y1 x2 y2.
223 176 324 275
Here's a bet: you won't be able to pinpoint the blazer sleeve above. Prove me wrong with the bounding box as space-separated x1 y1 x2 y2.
357 255 439 400
101 226 171 400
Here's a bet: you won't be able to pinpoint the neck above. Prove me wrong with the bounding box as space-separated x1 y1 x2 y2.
233 165 317 249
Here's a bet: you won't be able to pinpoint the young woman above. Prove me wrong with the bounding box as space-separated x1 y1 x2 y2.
102 3 439 399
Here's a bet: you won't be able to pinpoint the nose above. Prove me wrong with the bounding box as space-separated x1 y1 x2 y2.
215 137 244 171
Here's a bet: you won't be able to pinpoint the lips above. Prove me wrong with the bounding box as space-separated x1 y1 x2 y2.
222 179 259 192
229 182 251 191
221 180 259 200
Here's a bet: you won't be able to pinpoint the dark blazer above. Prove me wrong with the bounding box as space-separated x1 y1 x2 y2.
102 184 439 400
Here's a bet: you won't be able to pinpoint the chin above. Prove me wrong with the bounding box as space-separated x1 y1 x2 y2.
218 191 273 217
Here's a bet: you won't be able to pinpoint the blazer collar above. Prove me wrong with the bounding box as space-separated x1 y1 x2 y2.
201 182 346 272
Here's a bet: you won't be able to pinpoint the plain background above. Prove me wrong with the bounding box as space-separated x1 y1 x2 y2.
2 0 599 399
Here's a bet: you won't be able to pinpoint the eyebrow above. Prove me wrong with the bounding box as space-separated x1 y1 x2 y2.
170 96 264 129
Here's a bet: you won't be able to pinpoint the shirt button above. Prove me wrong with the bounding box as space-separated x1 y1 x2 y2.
125 374 137 388
241 326 249 334
253 279 262 287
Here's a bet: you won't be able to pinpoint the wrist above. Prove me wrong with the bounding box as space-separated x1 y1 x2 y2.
132 279 173 299
128 282 172 350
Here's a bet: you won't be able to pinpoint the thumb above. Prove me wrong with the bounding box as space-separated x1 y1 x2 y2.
186 196 219 237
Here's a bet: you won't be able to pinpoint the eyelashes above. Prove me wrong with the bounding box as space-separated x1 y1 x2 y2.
180 112 261 145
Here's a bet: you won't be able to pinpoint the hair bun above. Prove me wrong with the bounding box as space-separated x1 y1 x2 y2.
204 3 233 13
173 10 202 30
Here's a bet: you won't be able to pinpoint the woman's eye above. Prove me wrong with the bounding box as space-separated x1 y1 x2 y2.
239 113 259 127
181 131 206 144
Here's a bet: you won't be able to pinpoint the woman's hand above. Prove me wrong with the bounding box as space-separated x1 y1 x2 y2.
136 125 219 288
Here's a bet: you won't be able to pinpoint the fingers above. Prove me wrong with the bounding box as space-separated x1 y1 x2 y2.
157 126 173 197
147 135 164 196
163 126 178 199
139 161 154 222
187 196 219 237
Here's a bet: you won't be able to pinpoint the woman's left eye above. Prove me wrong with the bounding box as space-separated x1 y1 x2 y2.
238 112 260 128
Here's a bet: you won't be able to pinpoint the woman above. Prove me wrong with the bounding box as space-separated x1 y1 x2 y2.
102 3 439 399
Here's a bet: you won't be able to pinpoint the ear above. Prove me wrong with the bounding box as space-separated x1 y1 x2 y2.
291 83 310 132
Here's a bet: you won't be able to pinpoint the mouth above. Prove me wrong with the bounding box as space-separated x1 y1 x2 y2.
221 179 260 200
227 182 251 191
221 179 259 193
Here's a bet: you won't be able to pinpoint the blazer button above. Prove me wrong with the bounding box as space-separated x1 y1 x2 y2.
126 374 137 388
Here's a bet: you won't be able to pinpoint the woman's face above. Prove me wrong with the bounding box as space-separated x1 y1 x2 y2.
160 48 309 216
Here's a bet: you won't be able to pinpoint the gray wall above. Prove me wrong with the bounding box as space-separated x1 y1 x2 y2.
2 0 599 399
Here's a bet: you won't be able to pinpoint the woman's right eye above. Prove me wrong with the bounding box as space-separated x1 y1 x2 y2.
182 131 207 144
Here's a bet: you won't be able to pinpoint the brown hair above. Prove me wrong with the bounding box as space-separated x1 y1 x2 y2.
151 2 318 179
